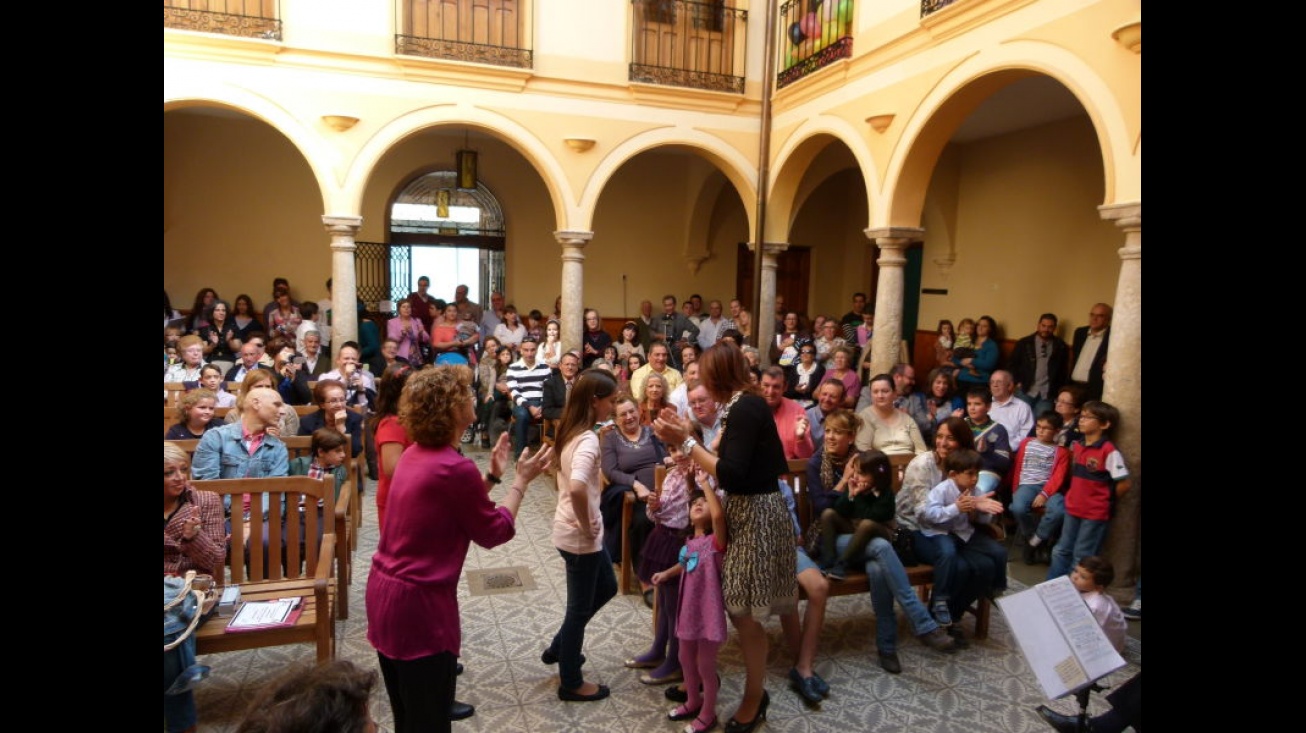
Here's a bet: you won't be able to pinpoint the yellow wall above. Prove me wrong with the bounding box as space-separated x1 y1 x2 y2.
917 115 1119 341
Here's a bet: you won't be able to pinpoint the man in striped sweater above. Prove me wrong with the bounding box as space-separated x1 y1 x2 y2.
507 337 552 459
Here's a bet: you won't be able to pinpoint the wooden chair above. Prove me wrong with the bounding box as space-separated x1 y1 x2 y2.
541 417 560 448
164 382 189 407
617 463 665 597
283 435 358 620
188 476 337 662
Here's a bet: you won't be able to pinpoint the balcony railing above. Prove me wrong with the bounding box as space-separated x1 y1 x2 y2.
776 0 852 90
396 0 532 69
630 1 747 94
163 1 281 41
921 0 959 17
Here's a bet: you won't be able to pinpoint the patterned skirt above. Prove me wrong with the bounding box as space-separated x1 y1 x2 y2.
722 491 798 621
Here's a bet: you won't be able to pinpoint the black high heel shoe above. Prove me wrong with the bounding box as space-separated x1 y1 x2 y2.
724 690 769 733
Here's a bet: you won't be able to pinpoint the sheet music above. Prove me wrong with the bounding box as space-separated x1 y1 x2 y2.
227 598 299 629
997 576 1125 699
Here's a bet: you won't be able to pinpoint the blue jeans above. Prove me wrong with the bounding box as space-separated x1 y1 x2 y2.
1048 514 1110 579
550 547 618 690
511 399 542 456
913 530 1005 621
835 535 939 654
163 646 197 732
1011 484 1066 542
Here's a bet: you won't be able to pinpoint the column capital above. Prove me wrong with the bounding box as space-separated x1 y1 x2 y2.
1098 202 1140 229
760 241 789 257
322 215 363 234
553 230 594 246
863 227 923 246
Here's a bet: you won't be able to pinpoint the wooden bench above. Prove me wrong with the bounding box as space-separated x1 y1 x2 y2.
789 455 992 639
168 435 355 621
163 406 231 437
188 476 337 662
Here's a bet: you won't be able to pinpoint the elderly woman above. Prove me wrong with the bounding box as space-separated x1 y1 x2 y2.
366 366 552 732
653 342 794 732
298 379 365 460
600 394 666 587
164 334 207 383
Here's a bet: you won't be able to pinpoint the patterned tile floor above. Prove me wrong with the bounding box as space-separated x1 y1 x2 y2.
190 450 1142 732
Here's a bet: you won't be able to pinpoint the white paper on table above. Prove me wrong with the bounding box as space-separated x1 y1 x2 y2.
227 598 299 629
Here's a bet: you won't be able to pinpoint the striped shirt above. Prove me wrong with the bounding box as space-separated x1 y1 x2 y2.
507 359 552 406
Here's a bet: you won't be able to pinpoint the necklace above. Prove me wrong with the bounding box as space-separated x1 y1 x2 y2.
617 426 649 450
717 390 746 439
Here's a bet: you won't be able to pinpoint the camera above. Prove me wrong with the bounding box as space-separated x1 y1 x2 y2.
292 356 306 366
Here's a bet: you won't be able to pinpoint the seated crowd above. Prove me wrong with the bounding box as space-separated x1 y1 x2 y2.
165 279 1130 733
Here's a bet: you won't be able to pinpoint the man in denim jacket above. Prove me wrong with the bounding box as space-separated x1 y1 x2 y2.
193 387 289 512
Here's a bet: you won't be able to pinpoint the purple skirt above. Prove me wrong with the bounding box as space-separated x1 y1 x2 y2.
638 523 684 584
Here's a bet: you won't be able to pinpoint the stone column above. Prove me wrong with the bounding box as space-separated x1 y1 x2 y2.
865 228 922 378
1097 202 1141 602
554 230 593 355
323 216 363 347
757 242 786 366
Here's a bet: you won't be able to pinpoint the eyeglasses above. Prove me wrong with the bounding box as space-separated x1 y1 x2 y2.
1055 400 1077 407
1079 415 1101 422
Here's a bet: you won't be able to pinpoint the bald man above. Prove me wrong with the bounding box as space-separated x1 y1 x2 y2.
192 386 290 483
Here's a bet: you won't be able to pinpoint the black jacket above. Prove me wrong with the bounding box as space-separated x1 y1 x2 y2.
1070 326 1110 400
1007 334 1070 400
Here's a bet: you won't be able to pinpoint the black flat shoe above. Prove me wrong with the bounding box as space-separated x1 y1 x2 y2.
669 704 701 721
723 690 769 733
558 684 611 702
643 588 656 609
541 649 585 666
449 701 475 721
878 651 902 675
665 685 689 703
456 662 464 676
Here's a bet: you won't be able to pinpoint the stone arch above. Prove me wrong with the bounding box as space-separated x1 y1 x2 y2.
345 105 573 230
884 42 1134 229
163 83 339 214
575 128 757 236
768 115 878 243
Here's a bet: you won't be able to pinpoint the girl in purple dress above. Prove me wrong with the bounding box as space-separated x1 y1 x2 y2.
652 480 728 733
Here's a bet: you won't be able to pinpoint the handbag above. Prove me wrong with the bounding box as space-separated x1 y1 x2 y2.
164 570 215 696
890 525 918 566
803 518 824 563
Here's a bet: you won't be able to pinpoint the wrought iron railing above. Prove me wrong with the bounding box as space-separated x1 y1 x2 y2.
630 1 747 94
163 0 281 41
396 0 532 68
776 0 853 90
921 0 958 18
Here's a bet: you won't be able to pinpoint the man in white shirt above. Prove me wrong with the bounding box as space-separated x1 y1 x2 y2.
320 342 376 412
687 380 722 450
696 299 733 350
629 342 683 402
1070 303 1112 400
988 370 1034 447
667 361 700 419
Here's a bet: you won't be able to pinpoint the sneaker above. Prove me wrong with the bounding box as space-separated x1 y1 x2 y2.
931 600 953 627
825 563 847 582
1122 599 1141 620
917 627 957 653
461 426 475 444
877 651 902 675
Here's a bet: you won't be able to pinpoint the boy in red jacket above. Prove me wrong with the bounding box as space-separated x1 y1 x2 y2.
1047 401 1130 580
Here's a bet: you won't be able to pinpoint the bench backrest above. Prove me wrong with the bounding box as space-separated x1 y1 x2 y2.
190 475 334 585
